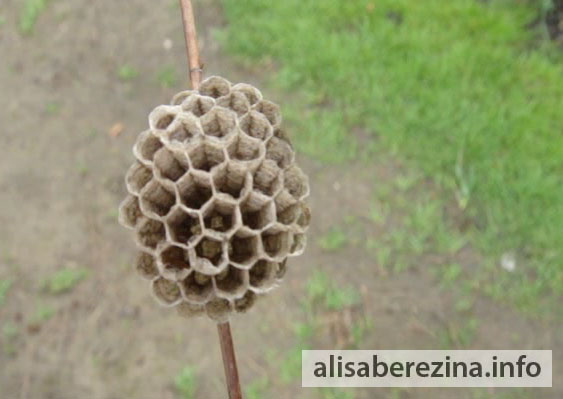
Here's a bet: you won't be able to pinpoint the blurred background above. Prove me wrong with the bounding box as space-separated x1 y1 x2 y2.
0 0 561 398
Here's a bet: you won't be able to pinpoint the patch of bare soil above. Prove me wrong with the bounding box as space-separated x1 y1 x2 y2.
0 0 560 398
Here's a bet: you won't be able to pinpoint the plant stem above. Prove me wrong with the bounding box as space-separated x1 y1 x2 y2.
217 322 243 399
179 0 203 89
178 1 243 398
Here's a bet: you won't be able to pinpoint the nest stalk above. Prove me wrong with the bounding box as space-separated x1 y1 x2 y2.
178 1 243 398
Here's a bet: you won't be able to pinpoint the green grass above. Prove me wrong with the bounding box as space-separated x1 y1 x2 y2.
45 268 88 294
318 228 348 251
20 0 50 35
174 366 197 399
118 65 139 81
0 279 13 307
157 65 178 88
221 0 563 315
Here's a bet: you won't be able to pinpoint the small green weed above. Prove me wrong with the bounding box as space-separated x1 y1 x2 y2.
157 66 178 88
118 65 139 81
174 366 197 399
0 279 13 307
245 377 269 399
33 304 55 323
318 229 348 252
20 0 49 35
306 271 360 311
45 268 88 294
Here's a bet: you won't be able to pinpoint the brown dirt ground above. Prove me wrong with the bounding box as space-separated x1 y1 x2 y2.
0 0 560 398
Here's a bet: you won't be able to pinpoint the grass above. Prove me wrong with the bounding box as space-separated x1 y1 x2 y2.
221 0 563 315
318 228 348 251
45 268 88 294
20 0 50 35
157 65 178 88
306 271 360 311
118 65 139 81
0 279 13 307
174 366 197 399
244 378 269 399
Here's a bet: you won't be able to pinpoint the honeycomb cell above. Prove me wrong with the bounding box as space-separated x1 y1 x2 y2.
139 180 176 217
227 134 263 162
240 192 275 230
180 272 213 304
136 218 166 250
153 148 188 182
177 173 213 210
188 142 226 172
212 164 251 200
134 131 163 164
120 76 311 320
119 195 142 229
214 265 248 298
151 277 182 306
249 259 277 291
170 90 194 106
261 227 290 259
126 162 152 195
195 236 226 268
216 91 250 116
159 245 191 279
181 94 215 117
205 298 233 321
135 251 159 280
232 83 262 105
200 107 237 139
229 231 259 266
284 165 309 200
202 199 239 234
198 76 231 99
149 105 177 130
233 291 256 313
266 136 294 169
165 208 201 245
168 115 203 143
239 111 272 141
253 100 282 127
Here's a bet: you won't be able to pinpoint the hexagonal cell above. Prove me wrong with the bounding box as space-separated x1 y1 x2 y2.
182 94 215 117
284 165 309 200
261 227 290 259
151 277 182 306
253 100 281 127
234 291 256 313
290 233 307 257
276 203 300 225
134 131 163 163
180 272 213 303
119 195 142 229
153 148 188 182
195 236 225 268
239 111 272 140
202 200 239 234
266 136 294 169
249 259 277 290
232 83 262 105
125 162 152 195
170 90 194 106
273 127 292 144
205 297 233 321
136 218 166 249
229 231 259 265
168 115 203 142
216 91 250 116
135 251 159 280
274 189 298 214
177 173 213 210
212 164 251 200
240 192 275 230
176 302 205 317
214 265 248 298
253 160 283 196
188 142 226 172
200 107 236 139
139 180 176 217
297 204 311 229
199 76 231 98
159 245 191 278
227 134 263 162
148 105 177 130
166 208 201 244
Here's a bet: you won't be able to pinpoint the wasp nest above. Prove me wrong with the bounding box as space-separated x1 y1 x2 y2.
118 76 310 322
